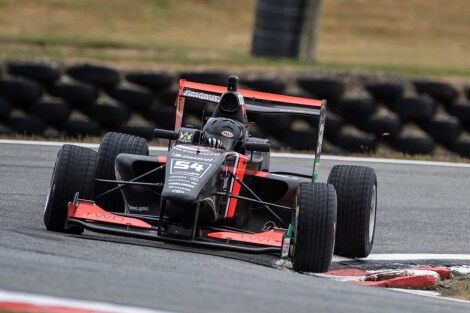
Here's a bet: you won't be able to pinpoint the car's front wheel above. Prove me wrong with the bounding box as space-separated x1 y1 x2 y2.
43 144 97 233
94 132 149 212
291 182 337 273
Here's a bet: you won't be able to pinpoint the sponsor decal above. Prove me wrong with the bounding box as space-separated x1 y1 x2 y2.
178 132 193 143
127 205 150 212
173 145 221 156
172 152 214 162
221 130 233 138
182 89 221 103
278 108 320 115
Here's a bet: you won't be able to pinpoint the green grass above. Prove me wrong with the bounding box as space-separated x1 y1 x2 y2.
0 0 469 77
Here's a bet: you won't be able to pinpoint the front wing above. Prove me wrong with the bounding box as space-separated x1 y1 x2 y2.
67 199 284 254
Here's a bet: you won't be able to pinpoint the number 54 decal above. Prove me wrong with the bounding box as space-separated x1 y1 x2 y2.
170 159 211 177
173 160 204 172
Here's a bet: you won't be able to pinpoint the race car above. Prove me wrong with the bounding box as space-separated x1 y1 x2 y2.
43 76 377 273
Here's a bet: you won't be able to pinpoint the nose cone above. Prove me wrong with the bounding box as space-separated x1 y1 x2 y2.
161 144 225 203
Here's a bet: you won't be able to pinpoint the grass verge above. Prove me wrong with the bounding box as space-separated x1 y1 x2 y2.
0 0 468 78
440 274 470 301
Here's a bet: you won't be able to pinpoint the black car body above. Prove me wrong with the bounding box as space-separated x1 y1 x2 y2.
44 76 378 273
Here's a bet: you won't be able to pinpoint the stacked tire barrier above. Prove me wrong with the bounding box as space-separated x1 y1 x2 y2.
251 0 306 58
0 60 469 157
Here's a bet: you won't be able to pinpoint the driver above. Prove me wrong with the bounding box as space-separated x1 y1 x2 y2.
202 117 245 150
201 76 248 151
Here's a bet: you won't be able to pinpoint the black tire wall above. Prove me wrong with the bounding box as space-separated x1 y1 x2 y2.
0 59 469 157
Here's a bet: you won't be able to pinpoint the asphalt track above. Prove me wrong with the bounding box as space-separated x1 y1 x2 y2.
0 142 469 313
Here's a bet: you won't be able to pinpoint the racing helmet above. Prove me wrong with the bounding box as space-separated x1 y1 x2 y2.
203 117 245 150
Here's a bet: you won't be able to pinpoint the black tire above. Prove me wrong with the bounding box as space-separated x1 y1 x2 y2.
90 98 130 130
66 63 120 88
119 121 154 140
62 118 102 137
251 113 292 137
155 89 178 106
327 165 377 258
254 0 305 33
48 79 98 108
391 131 434 155
7 114 45 135
450 135 470 157
7 60 61 85
179 71 229 86
43 145 97 233
389 96 436 123
106 83 155 112
413 80 459 106
0 96 12 121
94 132 149 212
280 128 317 151
422 115 462 145
251 29 301 58
464 85 470 100
297 78 345 103
148 105 176 129
365 82 404 104
324 112 344 140
241 78 286 94
331 127 376 152
0 123 13 135
125 71 174 92
359 111 402 138
292 182 337 273
448 100 470 126
29 97 71 126
336 97 377 121
0 77 43 107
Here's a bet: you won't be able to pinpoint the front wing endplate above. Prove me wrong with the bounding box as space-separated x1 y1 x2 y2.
67 200 152 229
207 230 284 247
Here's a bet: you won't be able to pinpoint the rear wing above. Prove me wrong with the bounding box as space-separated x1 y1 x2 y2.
173 79 327 182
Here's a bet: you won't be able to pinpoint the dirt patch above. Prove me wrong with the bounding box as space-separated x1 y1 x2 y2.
439 274 470 301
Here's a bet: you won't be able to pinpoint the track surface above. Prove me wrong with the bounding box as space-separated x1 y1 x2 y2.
0 143 469 313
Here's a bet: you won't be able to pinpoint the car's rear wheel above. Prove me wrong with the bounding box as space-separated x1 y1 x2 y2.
291 182 337 273
43 144 97 233
94 132 149 212
327 165 377 258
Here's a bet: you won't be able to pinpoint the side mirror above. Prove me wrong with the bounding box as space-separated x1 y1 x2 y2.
154 129 179 140
245 141 270 153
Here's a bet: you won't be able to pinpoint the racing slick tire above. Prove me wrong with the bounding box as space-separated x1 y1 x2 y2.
43 145 98 233
94 132 149 212
292 182 337 273
327 165 377 258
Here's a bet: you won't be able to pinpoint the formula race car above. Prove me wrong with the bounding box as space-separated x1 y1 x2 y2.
43 76 377 273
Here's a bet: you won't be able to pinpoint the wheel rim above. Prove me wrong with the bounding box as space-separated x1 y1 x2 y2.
368 184 377 243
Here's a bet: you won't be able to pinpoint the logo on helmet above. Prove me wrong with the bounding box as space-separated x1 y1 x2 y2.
221 130 234 138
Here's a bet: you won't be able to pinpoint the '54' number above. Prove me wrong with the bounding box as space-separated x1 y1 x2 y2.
173 160 204 172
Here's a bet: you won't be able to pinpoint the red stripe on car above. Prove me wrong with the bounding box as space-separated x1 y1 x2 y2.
226 155 248 218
